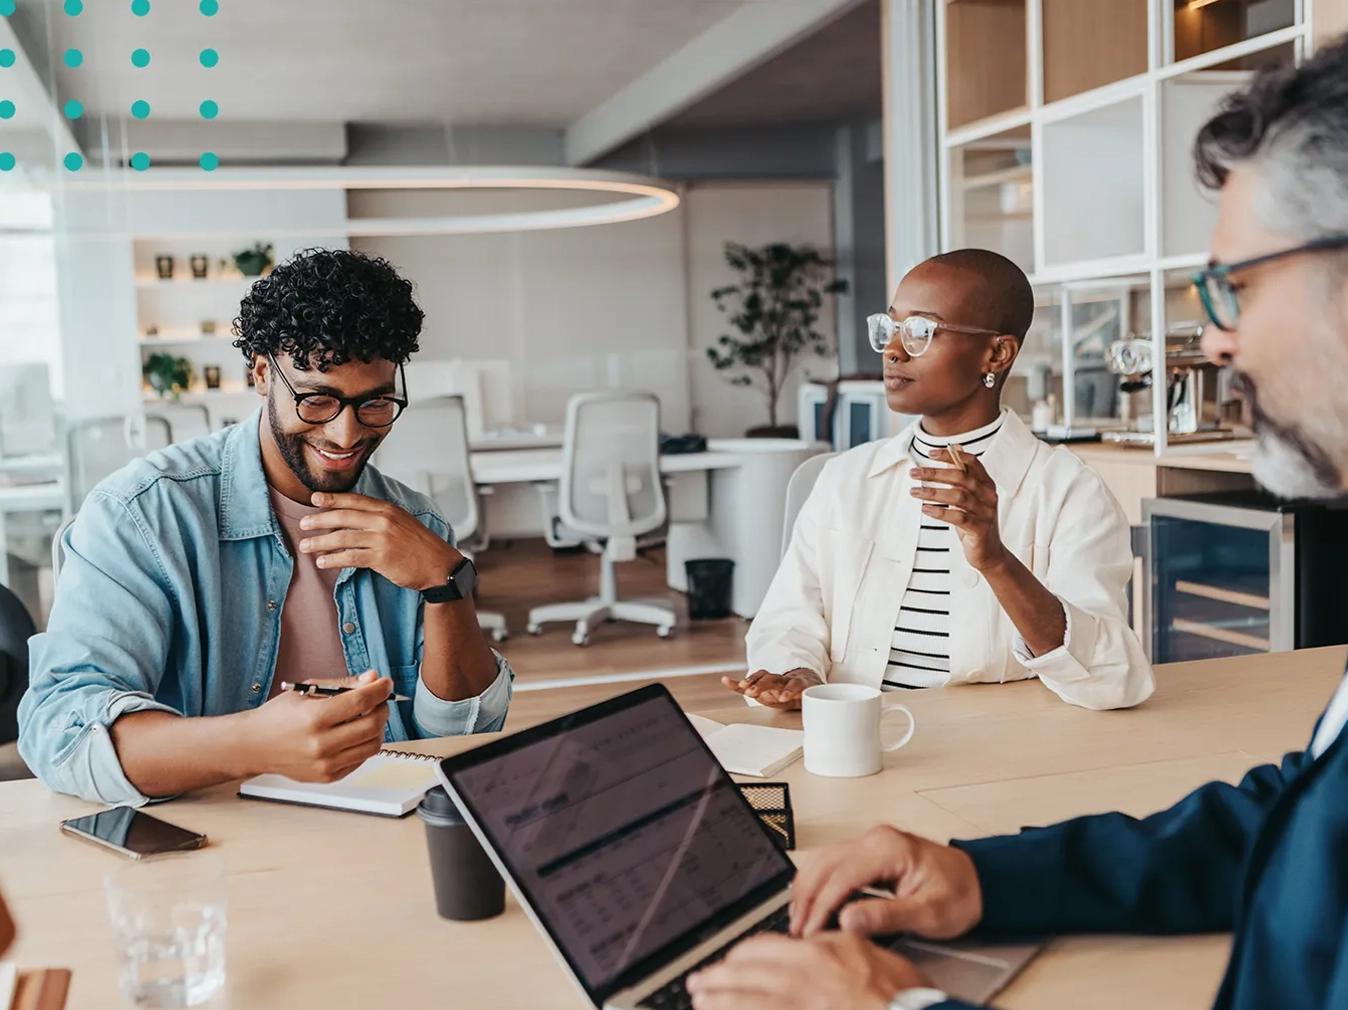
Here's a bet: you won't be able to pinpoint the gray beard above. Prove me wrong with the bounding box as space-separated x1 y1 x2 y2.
1251 428 1343 500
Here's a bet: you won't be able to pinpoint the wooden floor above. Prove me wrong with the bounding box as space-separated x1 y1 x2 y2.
476 538 750 723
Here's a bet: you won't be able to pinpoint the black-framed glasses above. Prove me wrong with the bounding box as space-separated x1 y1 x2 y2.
1191 234 1348 332
266 355 408 428
867 313 1003 356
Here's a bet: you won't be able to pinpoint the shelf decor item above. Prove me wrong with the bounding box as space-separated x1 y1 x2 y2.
203 365 221 390
143 352 194 401
154 254 175 280
707 241 847 438
232 242 274 277
144 325 159 338
190 254 209 279
200 320 217 335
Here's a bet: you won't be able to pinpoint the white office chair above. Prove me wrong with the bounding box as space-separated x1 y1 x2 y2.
780 452 836 559
145 403 212 447
64 415 147 512
374 396 507 642
527 392 675 646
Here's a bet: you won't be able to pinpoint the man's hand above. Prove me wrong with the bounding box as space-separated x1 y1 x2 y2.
686 932 931 1010
297 491 461 591
238 670 391 782
791 825 983 940
721 669 822 710
910 450 1008 573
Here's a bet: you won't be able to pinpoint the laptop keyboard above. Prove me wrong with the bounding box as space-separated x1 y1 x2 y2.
638 905 791 1010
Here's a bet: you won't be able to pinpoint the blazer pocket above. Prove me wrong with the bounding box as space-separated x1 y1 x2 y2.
825 533 875 664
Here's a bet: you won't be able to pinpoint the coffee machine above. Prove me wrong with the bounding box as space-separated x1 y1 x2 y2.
1102 323 1240 447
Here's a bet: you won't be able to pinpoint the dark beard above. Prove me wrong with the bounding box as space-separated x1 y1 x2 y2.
1235 371 1344 498
266 395 371 493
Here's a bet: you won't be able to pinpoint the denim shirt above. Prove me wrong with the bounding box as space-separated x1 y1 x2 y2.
18 409 513 805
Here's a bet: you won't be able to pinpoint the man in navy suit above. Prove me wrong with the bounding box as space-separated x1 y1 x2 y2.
685 35 1348 1010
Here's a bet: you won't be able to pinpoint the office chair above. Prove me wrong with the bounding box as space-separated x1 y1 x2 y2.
64 414 146 512
0 583 35 781
374 396 507 642
779 452 836 559
145 402 212 448
527 392 675 646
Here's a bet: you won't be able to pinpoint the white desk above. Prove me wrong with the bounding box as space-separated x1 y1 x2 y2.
467 440 820 618
0 481 67 589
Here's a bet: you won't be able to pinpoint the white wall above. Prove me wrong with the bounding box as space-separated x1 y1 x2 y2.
684 181 837 437
350 188 691 432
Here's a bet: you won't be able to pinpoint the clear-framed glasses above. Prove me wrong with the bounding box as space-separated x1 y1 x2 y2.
266 354 408 428
866 313 1003 356
1191 233 1348 332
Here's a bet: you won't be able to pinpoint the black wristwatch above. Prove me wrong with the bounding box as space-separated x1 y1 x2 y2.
422 556 477 604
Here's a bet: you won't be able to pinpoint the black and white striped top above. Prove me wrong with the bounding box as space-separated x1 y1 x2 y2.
884 412 1006 691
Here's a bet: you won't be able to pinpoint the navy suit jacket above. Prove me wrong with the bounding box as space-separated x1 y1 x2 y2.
935 687 1348 1010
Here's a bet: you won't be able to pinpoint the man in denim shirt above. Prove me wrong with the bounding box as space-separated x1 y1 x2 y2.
19 249 513 805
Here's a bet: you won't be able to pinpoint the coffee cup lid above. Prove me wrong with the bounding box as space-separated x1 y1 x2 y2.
417 786 466 825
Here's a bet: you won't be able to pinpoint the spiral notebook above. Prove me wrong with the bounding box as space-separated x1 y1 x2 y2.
238 749 440 817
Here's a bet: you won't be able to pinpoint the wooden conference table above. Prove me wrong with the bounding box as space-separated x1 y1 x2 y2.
1 646 1344 1010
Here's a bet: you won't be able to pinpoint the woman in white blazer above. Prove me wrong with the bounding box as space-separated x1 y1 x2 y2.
726 249 1154 711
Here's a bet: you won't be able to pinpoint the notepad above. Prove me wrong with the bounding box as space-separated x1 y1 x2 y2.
238 750 440 817
686 714 804 778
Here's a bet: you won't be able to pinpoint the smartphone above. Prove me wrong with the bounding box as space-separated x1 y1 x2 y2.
59 807 207 860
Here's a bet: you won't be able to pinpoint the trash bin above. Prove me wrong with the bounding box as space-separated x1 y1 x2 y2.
684 559 734 620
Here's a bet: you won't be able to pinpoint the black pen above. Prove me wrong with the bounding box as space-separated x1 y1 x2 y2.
280 681 411 703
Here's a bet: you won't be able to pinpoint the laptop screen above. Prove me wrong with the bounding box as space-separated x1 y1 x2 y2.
439 686 795 1006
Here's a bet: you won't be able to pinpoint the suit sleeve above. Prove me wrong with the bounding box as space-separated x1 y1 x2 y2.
953 751 1307 936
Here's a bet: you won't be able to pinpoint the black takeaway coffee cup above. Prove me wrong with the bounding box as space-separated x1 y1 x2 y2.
416 786 505 921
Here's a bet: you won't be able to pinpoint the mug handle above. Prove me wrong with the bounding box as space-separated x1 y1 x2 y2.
879 699 916 752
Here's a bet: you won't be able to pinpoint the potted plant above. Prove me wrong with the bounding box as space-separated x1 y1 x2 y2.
143 352 195 401
232 242 274 277
707 242 847 438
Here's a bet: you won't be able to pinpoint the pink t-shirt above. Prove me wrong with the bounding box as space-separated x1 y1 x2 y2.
267 488 350 696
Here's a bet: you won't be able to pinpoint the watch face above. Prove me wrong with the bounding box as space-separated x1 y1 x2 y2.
452 556 478 596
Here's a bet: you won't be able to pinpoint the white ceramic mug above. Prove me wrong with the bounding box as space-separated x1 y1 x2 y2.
801 684 916 778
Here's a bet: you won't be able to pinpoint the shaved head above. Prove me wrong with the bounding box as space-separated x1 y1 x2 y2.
925 249 1035 341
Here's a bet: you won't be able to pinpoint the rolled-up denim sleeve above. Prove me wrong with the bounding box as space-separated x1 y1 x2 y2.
18 492 179 806
412 650 514 738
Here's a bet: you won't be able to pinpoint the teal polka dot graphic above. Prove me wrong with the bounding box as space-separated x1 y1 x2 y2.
131 152 151 171
63 48 83 68
199 0 219 14
0 153 14 172
0 100 13 120
63 152 83 172
199 151 219 171
199 48 219 68
64 0 84 14
131 0 151 13
0 50 14 68
64 99 83 119
0 0 16 15
131 99 150 119
199 99 218 119
131 48 151 68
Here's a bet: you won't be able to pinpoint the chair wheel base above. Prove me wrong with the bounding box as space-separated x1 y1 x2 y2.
491 629 508 643
657 626 674 639
571 631 590 646
527 623 542 635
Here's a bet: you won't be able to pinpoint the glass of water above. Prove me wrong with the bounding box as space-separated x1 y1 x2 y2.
104 852 226 1008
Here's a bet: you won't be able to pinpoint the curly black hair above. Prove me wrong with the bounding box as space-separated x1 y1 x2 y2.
232 248 424 371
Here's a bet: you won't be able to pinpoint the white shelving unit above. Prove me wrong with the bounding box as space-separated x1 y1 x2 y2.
935 0 1322 455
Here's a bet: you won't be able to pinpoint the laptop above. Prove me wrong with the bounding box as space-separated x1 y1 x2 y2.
436 684 1042 1010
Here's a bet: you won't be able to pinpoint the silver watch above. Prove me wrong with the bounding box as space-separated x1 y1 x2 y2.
888 988 950 1010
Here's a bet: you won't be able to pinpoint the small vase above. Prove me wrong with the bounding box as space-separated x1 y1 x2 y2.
190 254 209 279
154 255 175 280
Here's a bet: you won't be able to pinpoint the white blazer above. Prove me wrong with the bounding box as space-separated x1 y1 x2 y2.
746 411 1155 710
